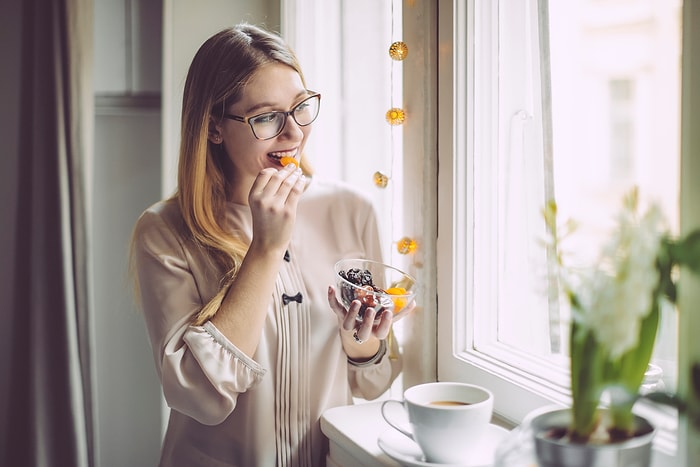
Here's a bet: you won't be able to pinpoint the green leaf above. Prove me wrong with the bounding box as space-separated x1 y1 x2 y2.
669 230 700 275
657 239 677 303
570 320 605 440
609 303 660 432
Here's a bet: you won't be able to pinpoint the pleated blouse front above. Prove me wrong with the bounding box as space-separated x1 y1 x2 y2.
131 178 402 467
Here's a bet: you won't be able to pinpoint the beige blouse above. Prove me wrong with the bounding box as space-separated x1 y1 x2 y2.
131 178 402 467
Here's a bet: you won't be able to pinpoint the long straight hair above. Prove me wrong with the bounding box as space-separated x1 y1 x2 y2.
177 24 312 324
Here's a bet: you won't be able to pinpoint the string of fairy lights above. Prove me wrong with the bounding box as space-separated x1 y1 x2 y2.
376 0 417 258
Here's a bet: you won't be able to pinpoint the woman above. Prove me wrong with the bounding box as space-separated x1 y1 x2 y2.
130 23 404 466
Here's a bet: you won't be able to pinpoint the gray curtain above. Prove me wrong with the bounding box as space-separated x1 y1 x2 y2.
2 0 94 465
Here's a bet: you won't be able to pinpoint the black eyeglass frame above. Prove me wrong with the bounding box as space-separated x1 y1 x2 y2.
222 91 321 140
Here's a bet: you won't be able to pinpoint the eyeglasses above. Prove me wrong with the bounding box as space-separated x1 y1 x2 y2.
223 92 321 140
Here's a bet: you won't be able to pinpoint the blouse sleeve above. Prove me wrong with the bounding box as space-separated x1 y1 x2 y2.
346 198 404 399
131 207 266 425
348 332 402 399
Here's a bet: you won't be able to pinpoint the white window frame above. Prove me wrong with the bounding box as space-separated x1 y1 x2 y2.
437 0 569 420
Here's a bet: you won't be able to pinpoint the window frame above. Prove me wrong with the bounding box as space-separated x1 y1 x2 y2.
437 0 569 425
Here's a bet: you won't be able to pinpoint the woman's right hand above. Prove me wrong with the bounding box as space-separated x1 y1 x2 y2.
209 164 306 356
247 164 307 253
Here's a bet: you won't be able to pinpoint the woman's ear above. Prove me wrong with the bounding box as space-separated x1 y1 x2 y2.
208 118 223 144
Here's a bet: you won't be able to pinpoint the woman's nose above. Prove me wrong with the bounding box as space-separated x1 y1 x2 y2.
279 114 305 140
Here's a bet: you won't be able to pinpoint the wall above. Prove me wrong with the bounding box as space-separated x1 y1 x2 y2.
92 0 164 465
91 1 280 465
162 0 281 196
91 104 163 466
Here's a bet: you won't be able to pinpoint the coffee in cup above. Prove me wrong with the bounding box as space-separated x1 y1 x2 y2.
429 400 471 406
381 382 494 464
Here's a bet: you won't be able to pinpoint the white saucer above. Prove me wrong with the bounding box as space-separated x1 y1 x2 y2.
377 424 510 467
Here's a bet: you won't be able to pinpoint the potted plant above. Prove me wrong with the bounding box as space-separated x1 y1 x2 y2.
529 188 700 467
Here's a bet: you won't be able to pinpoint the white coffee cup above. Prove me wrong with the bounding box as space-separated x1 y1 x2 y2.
381 382 494 464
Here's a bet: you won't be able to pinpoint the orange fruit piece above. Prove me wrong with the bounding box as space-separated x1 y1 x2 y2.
280 156 299 168
386 287 408 312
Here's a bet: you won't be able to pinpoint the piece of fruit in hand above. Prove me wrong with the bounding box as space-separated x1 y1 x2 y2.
280 156 299 168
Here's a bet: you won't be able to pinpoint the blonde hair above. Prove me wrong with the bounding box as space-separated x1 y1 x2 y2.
162 24 312 324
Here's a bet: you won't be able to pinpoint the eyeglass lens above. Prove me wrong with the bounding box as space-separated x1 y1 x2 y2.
250 94 320 140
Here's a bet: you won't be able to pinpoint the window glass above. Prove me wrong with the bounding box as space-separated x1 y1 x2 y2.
439 0 683 431
548 0 682 393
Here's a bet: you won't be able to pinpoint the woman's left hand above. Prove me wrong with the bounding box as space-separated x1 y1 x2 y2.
327 286 394 357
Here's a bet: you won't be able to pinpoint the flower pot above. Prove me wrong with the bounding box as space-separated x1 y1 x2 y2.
530 408 656 467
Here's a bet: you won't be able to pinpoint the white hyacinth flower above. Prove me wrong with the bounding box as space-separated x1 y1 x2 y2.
579 200 666 359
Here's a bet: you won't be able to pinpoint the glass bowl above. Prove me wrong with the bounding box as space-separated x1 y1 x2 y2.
334 258 417 322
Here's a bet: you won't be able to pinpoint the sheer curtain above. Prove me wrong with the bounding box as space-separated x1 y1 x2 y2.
282 0 437 388
3 0 94 465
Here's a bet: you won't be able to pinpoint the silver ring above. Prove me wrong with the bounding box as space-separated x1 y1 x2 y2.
353 329 364 344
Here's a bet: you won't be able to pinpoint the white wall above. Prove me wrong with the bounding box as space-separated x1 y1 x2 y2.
162 0 281 197
91 103 163 467
92 0 164 465
90 1 282 465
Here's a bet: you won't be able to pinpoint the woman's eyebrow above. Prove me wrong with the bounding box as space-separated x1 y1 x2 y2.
244 90 309 114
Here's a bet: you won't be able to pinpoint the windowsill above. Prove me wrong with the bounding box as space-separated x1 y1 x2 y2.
320 399 677 466
320 401 516 466
321 401 397 466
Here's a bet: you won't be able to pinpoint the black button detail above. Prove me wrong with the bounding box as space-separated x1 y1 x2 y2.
282 292 303 305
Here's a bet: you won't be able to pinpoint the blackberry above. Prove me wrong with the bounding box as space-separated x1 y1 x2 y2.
360 270 374 286
338 268 389 319
344 268 365 285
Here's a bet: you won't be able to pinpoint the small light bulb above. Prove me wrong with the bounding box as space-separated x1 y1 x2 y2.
389 41 409 61
373 171 390 188
396 237 418 255
386 108 406 125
